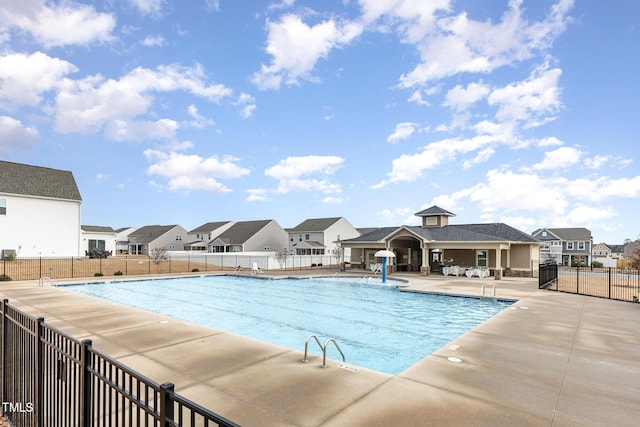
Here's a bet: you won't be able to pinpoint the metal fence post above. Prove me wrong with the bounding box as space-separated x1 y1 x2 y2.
36 317 45 427
80 339 93 427
160 382 175 426
608 267 612 299
1 299 7 403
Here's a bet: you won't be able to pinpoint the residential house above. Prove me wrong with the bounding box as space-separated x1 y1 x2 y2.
81 225 117 256
127 225 189 255
185 221 234 251
531 227 593 266
591 242 617 267
286 217 360 261
0 160 82 258
115 227 136 254
340 206 540 278
209 220 288 253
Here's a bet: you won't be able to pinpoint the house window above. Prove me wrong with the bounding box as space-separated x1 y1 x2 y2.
176 235 182 241
566 242 574 250
298 234 302 242
0 198 5 215
426 216 437 225
578 242 585 250
305 234 310 240
196 233 204 240
264 246 270 250
88 239 106 250
476 250 487 267
551 241 561 246
289 234 294 242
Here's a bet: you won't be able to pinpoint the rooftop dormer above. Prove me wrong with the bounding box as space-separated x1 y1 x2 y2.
414 205 455 228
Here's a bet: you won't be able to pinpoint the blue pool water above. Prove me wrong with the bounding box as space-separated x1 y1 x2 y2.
66 275 512 375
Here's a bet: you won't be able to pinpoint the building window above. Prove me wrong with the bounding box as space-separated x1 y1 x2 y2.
305 234 310 240
176 235 182 241
476 250 487 267
196 233 204 240
289 234 294 242
88 239 106 250
298 234 302 242
566 242 574 250
0 198 5 215
578 242 585 250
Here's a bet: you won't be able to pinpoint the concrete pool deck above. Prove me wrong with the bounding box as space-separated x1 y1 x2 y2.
2 272 640 426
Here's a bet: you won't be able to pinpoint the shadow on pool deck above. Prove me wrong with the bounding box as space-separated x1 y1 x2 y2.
3 273 640 426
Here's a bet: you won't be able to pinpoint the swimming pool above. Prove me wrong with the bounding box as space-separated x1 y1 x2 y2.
66 275 512 375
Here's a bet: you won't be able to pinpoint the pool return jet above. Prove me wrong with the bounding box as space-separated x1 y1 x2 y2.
374 249 396 283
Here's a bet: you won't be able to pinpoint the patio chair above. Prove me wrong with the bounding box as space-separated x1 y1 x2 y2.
251 263 262 275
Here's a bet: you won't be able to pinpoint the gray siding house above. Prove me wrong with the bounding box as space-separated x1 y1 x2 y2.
531 227 593 266
209 220 288 253
128 225 189 255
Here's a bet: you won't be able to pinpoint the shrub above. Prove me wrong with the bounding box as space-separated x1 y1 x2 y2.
94 272 104 277
591 261 603 268
0 274 11 281
114 271 123 276
191 268 200 272
317 263 322 267
311 263 317 267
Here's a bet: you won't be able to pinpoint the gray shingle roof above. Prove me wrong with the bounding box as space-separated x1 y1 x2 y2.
414 205 455 217
343 223 539 244
128 225 179 244
189 221 232 233
288 217 342 232
81 225 116 233
215 220 272 245
0 161 82 201
532 227 591 241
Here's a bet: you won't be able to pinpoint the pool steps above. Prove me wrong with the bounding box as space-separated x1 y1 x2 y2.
302 334 346 368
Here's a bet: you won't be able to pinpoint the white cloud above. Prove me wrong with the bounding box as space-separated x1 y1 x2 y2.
265 155 344 193
532 146 583 170
252 14 363 89
0 116 39 154
584 155 610 170
144 149 250 194
130 0 166 16
323 196 344 204
0 1 115 47
372 135 496 188
0 51 77 108
246 188 269 202
488 63 562 126
387 122 418 143
55 63 232 140
234 93 257 118
142 34 166 47
397 0 573 87
185 105 215 129
443 82 490 112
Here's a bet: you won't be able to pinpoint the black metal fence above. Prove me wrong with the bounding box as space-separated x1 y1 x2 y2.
0 299 240 427
538 262 558 289
540 264 640 303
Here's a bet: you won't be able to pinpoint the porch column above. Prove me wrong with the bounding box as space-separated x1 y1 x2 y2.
494 247 502 280
421 242 430 276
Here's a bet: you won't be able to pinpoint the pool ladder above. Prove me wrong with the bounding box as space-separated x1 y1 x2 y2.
302 335 346 368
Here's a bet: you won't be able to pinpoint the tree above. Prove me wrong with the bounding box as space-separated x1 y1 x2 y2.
631 244 640 269
150 247 169 272
275 249 288 269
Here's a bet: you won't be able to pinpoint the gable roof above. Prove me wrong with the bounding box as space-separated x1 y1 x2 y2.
343 223 539 244
128 225 179 244
414 205 455 217
532 227 591 241
288 217 343 232
81 225 116 233
0 160 82 201
214 220 273 245
189 221 232 234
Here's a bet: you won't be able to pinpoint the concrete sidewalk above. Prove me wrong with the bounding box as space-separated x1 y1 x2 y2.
2 274 640 426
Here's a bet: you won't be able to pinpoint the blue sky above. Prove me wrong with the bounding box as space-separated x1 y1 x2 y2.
1 0 638 244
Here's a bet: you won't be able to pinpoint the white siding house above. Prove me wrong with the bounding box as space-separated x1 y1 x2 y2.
81 225 117 256
0 161 83 258
287 217 360 260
